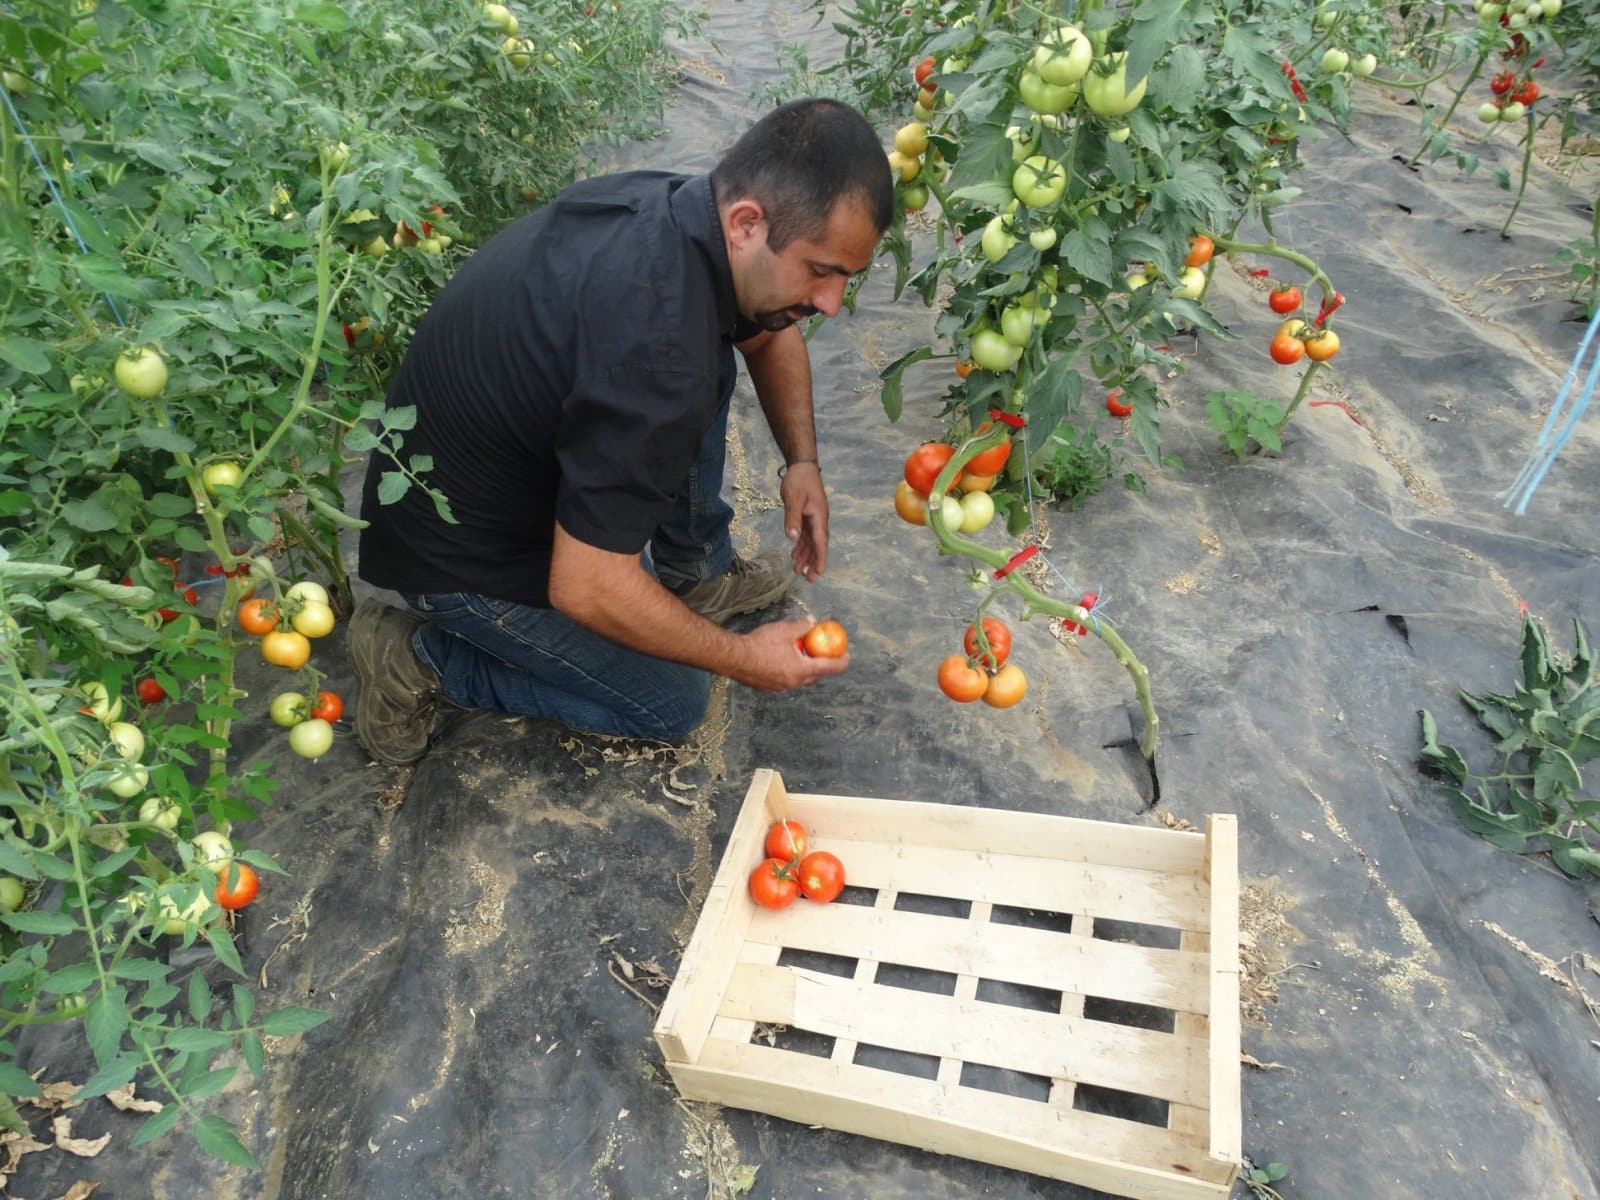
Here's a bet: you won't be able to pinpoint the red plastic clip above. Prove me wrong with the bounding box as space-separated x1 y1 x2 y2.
993 545 1039 581
986 408 1026 429
1248 268 1271 278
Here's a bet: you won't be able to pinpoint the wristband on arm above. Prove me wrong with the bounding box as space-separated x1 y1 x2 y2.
776 456 818 480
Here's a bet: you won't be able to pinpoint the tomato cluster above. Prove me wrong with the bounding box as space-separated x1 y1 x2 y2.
937 616 1027 708
1261 281 1342 365
895 430 1009 534
1124 230 1211 302
236 576 342 760
748 819 847 910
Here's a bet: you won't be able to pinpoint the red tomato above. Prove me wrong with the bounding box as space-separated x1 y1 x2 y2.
236 598 280 636
1512 80 1538 106
913 55 936 86
310 690 344 722
904 442 961 496
765 820 806 863
1268 284 1301 314
1185 234 1214 268
136 677 166 705
963 616 1011 670
1105 389 1132 417
1269 332 1306 364
215 862 259 910
937 655 988 703
748 858 800 909
964 422 1011 476
801 620 849 658
796 851 846 903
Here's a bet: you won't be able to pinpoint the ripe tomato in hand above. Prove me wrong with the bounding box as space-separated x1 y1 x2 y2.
765 819 807 863
749 858 800 909
904 442 961 496
1269 332 1306 364
963 616 1011 670
938 655 988 703
965 423 1011 476
215 862 259 910
310 690 344 722
1268 284 1301 314
796 851 846 903
237 598 280 636
801 620 849 658
1105 389 1132 417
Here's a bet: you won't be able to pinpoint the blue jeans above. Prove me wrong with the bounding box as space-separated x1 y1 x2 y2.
405 384 736 742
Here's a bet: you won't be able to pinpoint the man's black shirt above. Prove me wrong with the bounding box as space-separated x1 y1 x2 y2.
358 172 759 608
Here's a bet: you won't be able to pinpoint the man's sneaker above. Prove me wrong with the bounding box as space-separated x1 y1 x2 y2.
349 599 453 766
667 550 798 626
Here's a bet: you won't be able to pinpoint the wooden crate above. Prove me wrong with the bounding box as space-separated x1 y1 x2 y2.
654 770 1241 1200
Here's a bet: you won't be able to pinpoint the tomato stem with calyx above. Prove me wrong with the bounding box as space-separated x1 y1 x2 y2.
925 435 1159 759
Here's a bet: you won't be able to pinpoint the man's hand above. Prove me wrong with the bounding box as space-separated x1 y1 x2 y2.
734 617 849 691
780 462 828 581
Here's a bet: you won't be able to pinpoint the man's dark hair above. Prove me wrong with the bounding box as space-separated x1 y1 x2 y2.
711 98 894 251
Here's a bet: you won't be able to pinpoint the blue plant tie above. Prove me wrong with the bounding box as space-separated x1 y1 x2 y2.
1501 305 1600 515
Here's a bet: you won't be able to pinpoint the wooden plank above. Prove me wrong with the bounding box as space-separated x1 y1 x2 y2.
719 962 1210 1107
1204 815 1242 1174
675 1039 1232 1199
709 941 782 1045
819 836 1208 931
938 900 990 1087
1168 930 1209 1143
784 792 1208 876
1049 913 1094 1109
653 770 778 1064
746 900 1208 1013
832 886 895 1065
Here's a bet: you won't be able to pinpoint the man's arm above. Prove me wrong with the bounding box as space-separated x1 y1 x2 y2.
739 326 829 580
547 523 847 690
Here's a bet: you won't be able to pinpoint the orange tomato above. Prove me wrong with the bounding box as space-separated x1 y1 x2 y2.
1185 234 1215 268
801 620 849 659
261 630 311 669
894 480 929 525
236 598 280 636
965 422 1012 477
1303 328 1341 361
982 663 1028 708
937 655 988 703
961 473 996 493
954 360 976 379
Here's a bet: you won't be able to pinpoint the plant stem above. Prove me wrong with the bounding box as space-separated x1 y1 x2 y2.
1499 109 1536 238
1406 48 1488 167
1275 361 1322 434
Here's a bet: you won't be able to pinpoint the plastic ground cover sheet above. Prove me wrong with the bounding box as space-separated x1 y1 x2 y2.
12 5 1600 1199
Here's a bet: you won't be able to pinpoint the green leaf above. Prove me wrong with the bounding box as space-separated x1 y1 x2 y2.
134 426 198 455
1461 691 1519 740
345 425 380 453
164 1028 232 1054
242 1033 265 1078
112 958 170 982
60 496 120 533
947 180 1016 209
0 1062 44 1099
233 984 255 1027
1420 709 1440 753
194 1114 259 1170
189 971 213 1023
380 405 418 432
91 847 140 878
85 985 130 1068
1061 227 1114 287
43 963 99 994
877 346 934 422
0 839 37 880
1533 748 1581 800
206 925 245 977
0 336 52 375
1520 618 1556 690
260 1005 332 1037
76 1054 140 1100
1126 0 1189 91
74 255 150 301
185 1066 237 1099
1157 44 1206 114
130 1102 181 1147
377 471 409 506
2 910 77 935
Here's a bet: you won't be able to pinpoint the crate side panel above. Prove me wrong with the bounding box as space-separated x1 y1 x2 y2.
785 793 1209 875
719 962 1210 1106
1204 815 1242 1172
746 902 1209 1013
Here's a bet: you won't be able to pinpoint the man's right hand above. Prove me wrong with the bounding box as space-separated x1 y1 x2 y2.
735 618 850 692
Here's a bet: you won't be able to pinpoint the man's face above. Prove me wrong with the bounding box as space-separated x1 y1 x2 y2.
728 198 881 332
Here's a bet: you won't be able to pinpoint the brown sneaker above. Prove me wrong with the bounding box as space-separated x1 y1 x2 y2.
348 599 453 766
667 550 798 626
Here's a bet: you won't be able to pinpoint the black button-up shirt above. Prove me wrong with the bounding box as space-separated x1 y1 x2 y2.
358 172 759 608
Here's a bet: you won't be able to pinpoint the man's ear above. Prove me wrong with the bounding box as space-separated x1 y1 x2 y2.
724 198 766 252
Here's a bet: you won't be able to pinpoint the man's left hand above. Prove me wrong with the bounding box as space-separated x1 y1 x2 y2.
780 462 828 581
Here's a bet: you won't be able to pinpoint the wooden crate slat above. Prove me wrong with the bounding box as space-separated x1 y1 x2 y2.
1050 913 1095 1110
745 899 1208 1013
718 962 1210 1107
654 770 782 1065
819 835 1208 931
709 942 783 1045
1204 816 1242 1171
783 792 1208 875
682 1038 1234 1199
1168 930 1209 1141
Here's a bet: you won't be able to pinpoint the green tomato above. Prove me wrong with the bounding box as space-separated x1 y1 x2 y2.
0 878 24 913
971 328 1023 373
1012 155 1066 208
1004 123 1038 164
481 2 518 33
1029 227 1058 251
1351 53 1377 77
1033 24 1092 86
1082 54 1147 118
959 491 996 533
107 721 145 760
289 718 335 760
1478 102 1503 123
270 692 308 727
1108 125 1132 144
191 831 234 865
1541 0 1560 14
81 681 123 725
138 796 181 831
1501 100 1526 120
1314 5 1339 29
285 581 329 605
361 236 389 258
1478 2 1503 16
935 494 964 530
981 215 1018 263
1018 66 1077 116
157 890 213 937
201 460 243 495
113 347 167 399
106 761 149 799
501 35 534 68
1000 302 1043 347
1172 266 1206 300
1126 271 1150 291
319 141 350 173
900 183 929 212
1321 48 1350 73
